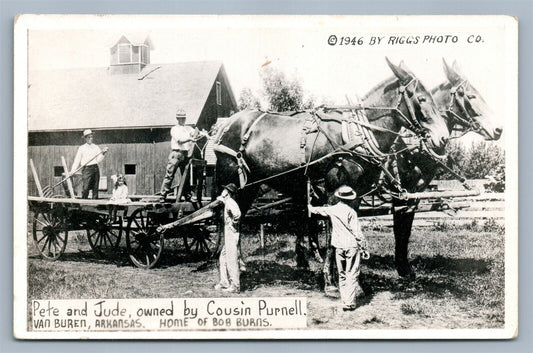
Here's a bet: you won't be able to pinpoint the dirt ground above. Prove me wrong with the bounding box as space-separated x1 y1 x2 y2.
26 220 505 330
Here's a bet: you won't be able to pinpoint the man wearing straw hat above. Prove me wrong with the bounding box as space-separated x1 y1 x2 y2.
308 185 369 311
70 129 108 199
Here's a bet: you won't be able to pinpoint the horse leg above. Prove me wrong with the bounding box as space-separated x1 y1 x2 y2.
323 220 338 296
295 208 310 269
308 216 323 263
392 203 416 279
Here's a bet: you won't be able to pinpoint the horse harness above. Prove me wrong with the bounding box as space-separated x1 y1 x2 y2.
444 80 485 137
212 78 469 198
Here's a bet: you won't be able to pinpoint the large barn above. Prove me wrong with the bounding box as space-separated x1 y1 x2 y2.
28 35 237 197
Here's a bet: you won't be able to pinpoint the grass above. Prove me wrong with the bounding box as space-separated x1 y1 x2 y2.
26 220 505 330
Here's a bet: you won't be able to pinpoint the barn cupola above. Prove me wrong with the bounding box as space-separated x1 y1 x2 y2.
109 35 153 75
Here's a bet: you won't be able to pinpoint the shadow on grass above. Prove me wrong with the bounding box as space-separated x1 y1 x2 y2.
365 254 490 275
356 254 493 306
248 240 290 257
410 255 491 275
240 260 323 292
28 246 211 269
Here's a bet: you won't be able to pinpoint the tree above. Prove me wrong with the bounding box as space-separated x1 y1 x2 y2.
260 66 305 112
437 140 505 180
238 87 261 111
463 141 505 179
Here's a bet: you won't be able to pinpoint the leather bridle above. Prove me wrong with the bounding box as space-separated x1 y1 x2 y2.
445 80 488 137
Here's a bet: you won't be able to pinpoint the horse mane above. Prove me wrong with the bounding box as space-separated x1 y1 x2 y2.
361 76 399 101
431 82 452 95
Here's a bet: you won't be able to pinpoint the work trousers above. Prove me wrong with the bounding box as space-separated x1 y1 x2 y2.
219 227 240 289
335 248 361 307
81 164 100 199
160 150 189 197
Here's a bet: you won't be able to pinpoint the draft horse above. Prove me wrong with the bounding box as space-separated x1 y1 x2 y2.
365 59 504 280
213 58 450 280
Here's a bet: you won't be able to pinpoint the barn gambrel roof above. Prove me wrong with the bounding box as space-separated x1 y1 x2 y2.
28 61 236 132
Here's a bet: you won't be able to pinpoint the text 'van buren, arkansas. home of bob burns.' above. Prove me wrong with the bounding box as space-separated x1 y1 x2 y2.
28 35 237 197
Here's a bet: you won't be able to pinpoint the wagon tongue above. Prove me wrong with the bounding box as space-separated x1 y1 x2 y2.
156 199 223 234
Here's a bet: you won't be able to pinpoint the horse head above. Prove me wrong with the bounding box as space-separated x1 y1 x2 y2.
433 59 503 140
363 58 450 155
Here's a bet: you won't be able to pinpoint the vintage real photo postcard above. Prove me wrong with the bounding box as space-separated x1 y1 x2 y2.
13 15 518 339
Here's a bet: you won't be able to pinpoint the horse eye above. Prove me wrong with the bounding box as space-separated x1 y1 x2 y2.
417 95 426 103
467 94 476 99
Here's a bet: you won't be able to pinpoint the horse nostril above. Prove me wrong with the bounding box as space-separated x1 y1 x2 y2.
495 127 503 135
441 136 449 145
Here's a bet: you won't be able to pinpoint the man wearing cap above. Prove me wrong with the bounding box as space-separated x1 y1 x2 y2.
308 185 369 311
70 129 108 199
160 113 198 201
215 183 242 293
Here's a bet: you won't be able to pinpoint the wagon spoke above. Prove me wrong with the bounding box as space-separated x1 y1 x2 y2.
41 212 52 225
133 218 142 230
56 233 66 246
36 232 47 244
35 217 49 228
139 213 145 229
39 236 50 254
47 235 53 256
105 230 114 247
100 230 109 247
195 238 200 253
51 238 58 258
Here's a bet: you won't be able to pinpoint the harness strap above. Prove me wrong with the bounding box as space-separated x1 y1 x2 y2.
399 81 424 134
213 144 250 188
240 112 268 152
300 115 319 164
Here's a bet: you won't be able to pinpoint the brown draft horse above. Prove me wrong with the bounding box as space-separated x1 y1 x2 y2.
213 58 450 281
375 59 504 279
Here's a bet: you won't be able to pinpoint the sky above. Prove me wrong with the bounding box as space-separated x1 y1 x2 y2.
26 15 514 145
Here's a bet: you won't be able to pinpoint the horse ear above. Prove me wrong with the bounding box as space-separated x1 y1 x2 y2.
442 58 461 84
452 60 466 78
386 57 412 84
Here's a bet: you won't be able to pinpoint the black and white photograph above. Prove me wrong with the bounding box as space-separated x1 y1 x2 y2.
13 15 518 339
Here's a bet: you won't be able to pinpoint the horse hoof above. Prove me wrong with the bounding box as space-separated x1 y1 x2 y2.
398 269 416 281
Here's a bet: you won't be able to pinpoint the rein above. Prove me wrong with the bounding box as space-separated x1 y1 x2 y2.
444 80 485 137
212 76 466 197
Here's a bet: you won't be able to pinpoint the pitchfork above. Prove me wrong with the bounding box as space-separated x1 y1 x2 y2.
41 150 105 198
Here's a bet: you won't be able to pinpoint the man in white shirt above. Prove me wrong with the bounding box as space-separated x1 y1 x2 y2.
70 129 108 199
214 183 242 293
160 114 197 201
308 185 369 311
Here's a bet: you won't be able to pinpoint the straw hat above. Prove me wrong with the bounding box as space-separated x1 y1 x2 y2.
83 129 93 137
334 185 357 200
223 183 238 195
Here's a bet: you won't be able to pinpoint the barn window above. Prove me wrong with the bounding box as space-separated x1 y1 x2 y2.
118 44 132 63
132 45 140 63
141 45 149 64
54 166 64 177
216 81 222 105
124 164 136 175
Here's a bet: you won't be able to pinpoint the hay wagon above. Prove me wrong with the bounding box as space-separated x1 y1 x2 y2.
28 155 222 269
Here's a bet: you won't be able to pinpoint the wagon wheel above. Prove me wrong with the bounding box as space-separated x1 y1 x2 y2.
32 211 68 260
126 208 164 269
183 226 217 258
86 215 122 256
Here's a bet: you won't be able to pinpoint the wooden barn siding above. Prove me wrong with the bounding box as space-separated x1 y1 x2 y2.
28 129 172 197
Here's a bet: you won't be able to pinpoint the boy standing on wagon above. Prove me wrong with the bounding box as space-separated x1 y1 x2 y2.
308 185 369 311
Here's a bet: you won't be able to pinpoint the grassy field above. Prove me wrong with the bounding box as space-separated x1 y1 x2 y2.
26 219 505 330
